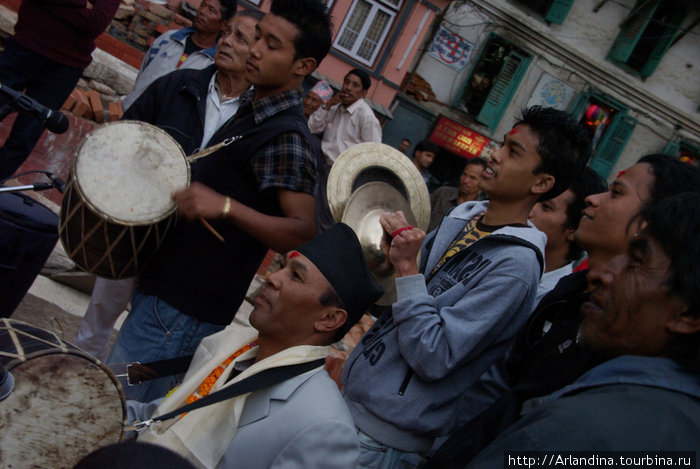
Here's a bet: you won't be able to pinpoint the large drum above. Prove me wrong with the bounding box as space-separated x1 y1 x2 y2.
59 121 189 279
0 318 125 468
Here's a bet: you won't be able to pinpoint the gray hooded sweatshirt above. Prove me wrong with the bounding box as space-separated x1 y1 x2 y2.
342 200 546 452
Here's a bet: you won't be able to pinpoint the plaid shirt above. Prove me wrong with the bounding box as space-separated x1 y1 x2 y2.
235 88 316 195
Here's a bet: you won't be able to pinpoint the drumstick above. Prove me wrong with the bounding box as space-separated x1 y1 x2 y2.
187 136 240 163
199 217 225 243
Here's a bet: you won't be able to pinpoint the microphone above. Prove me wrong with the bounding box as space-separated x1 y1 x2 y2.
47 173 67 193
0 83 70 134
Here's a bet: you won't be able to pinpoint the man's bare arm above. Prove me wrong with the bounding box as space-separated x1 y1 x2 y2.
173 182 316 253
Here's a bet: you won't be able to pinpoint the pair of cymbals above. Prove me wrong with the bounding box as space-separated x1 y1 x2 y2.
327 143 430 305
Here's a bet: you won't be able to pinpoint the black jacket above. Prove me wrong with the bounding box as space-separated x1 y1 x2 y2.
125 66 315 324
123 65 212 154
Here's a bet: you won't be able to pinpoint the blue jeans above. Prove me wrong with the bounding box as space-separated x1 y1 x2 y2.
0 38 82 180
107 291 225 402
356 430 426 469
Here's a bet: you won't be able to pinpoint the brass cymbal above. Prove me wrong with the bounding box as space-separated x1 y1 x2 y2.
342 181 417 306
327 142 430 231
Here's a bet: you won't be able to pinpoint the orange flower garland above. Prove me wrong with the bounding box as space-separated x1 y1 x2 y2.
184 340 258 406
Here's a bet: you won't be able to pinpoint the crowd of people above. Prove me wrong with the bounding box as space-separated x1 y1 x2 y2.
0 0 698 468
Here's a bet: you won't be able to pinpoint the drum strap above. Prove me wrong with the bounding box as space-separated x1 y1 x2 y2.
128 358 326 432
126 355 195 385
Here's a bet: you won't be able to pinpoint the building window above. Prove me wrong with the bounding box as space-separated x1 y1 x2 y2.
570 92 637 179
512 0 575 24
665 140 700 168
456 34 531 131
608 0 686 78
333 0 397 66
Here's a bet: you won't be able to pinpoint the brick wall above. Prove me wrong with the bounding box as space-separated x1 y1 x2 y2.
0 114 97 206
108 0 193 57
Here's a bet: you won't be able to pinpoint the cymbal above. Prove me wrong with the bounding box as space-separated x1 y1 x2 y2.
342 181 417 306
327 142 430 231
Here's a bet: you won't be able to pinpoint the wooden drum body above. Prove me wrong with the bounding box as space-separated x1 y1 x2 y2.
59 121 189 279
0 319 126 468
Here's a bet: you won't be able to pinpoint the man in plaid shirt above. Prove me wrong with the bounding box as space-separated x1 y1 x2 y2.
106 0 334 402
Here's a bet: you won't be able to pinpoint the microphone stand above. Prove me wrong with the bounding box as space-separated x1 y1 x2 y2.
0 183 56 193
0 170 66 194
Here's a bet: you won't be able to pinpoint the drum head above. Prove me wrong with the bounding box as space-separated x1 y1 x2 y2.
0 354 125 468
73 121 189 225
0 319 125 468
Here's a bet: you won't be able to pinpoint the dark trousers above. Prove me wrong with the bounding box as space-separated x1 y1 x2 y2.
0 38 82 180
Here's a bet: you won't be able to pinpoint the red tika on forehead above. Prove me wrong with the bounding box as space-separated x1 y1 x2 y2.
288 251 300 259
617 170 627 179
508 127 519 136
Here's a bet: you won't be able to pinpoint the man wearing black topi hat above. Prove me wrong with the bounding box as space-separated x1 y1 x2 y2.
127 223 383 469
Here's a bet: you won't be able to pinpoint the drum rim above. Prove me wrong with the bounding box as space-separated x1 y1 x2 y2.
70 120 191 226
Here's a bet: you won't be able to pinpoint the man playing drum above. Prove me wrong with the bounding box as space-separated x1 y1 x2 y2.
75 8 264 362
107 0 332 402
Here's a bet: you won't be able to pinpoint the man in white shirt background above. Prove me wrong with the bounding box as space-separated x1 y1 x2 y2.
307 68 381 233
308 68 381 164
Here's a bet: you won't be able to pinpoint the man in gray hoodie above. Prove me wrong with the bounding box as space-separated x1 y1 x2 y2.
341 106 591 468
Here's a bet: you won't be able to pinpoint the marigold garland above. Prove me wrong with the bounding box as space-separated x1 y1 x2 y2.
183 340 258 408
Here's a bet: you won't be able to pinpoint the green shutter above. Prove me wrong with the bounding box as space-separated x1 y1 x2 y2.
664 140 680 156
609 0 659 62
590 114 637 179
477 50 531 130
568 91 590 118
640 9 685 78
545 0 575 25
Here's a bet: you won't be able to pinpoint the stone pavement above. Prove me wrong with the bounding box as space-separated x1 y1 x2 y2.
11 274 119 350
9 264 259 355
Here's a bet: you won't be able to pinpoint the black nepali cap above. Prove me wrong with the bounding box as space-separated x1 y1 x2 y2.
297 223 383 335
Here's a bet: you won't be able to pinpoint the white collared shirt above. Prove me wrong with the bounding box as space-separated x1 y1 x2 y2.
200 72 243 149
536 262 575 304
307 98 381 163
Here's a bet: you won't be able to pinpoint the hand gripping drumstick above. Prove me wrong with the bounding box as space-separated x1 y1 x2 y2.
185 137 243 243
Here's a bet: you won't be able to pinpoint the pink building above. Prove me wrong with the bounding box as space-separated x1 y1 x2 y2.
245 0 450 120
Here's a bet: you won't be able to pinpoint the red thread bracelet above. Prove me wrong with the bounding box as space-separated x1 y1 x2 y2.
391 226 414 238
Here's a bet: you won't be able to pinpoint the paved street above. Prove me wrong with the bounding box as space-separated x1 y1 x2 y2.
9 264 258 355
11 274 121 350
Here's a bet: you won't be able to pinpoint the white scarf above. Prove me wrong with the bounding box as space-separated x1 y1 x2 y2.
139 324 329 468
